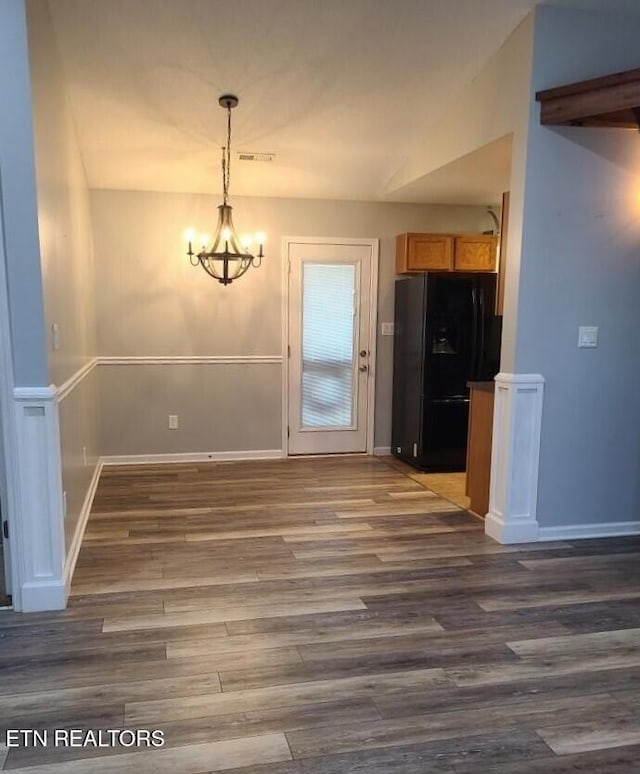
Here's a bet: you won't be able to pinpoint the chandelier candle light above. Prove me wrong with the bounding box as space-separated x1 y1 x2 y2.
186 94 266 285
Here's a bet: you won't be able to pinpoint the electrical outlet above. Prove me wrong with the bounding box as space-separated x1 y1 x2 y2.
578 326 598 348
381 322 395 336
168 414 179 430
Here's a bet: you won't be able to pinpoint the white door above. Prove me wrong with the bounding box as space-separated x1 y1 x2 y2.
286 239 377 455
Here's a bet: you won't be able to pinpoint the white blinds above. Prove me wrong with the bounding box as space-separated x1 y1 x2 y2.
301 263 356 428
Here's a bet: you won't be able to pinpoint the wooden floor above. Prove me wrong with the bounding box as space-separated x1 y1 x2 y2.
2 456 640 772
411 471 471 512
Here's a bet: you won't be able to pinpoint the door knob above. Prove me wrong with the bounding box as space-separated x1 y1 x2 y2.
359 364 368 372
359 349 368 357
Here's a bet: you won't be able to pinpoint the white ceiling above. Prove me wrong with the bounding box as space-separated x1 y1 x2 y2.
46 0 640 204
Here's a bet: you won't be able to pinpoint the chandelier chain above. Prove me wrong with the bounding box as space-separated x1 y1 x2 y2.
221 102 232 206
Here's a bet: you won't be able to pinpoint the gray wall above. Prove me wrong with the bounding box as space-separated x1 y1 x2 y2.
98 363 281 456
26 0 99 552
514 5 640 528
92 189 492 455
0 0 48 387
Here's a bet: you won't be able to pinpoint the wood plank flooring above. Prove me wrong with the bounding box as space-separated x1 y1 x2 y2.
1 455 640 772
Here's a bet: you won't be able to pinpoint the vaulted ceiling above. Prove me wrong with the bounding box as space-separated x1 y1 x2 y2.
46 0 639 204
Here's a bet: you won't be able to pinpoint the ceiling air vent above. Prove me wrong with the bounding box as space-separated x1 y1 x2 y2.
237 152 275 162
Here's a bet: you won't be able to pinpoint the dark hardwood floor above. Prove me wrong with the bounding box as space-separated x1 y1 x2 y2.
1 455 640 772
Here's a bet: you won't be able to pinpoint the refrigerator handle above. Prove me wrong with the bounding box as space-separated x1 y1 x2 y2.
478 287 486 379
470 285 478 379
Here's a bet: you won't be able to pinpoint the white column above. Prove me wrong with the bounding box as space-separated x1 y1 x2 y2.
485 373 544 544
13 386 66 611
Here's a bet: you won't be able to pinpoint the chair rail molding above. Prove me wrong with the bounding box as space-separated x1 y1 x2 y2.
55 357 98 402
13 386 66 610
485 373 545 545
98 355 283 366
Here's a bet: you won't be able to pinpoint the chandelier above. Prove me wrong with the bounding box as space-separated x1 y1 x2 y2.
186 95 266 285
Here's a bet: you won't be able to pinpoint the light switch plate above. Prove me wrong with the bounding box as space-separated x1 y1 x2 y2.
51 323 60 351
381 322 394 336
578 326 598 348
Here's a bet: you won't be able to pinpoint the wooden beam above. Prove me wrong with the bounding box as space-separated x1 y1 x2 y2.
536 68 640 128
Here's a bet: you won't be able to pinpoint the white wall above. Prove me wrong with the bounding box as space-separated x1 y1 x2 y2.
91 189 493 456
384 14 534 373
514 5 640 529
26 0 99 554
385 15 533 198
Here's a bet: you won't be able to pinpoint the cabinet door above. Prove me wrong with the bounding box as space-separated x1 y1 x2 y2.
465 386 495 517
407 234 454 271
454 235 497 272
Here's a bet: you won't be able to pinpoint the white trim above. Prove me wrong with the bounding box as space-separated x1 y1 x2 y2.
55 357 98 402
101 449 284 466
538 521 640 541
63 459 103 593
14 385 56 402
485 373 544 545
13 358 98 407
13 392 66 611
20 580 66 612
98 355 282 366
281 241 290 456
374 446 391 456
365 240 379 456
492 373 546 384
281 236 379 457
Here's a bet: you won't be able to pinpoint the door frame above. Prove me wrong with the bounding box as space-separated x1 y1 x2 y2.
281 236 379 457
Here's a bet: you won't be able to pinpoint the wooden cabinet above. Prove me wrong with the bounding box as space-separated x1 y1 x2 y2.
396 232 497 274
454 235 497 272
396 233 453 273
465 382 495 518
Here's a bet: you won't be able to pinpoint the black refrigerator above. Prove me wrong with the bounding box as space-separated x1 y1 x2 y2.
392 272 500 472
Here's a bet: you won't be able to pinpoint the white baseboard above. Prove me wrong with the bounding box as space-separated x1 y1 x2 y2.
538 521 640 541
373 446 391 456
20 580 67 613
63 460 103 594
485 512 539 544
100 449 285 465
